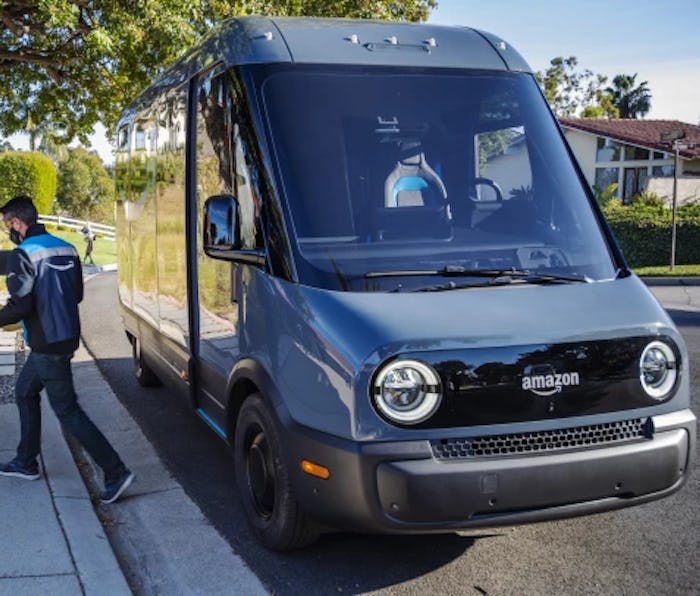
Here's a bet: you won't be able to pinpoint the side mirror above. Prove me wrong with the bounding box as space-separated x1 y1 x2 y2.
203 195 266 266
203 195 238 253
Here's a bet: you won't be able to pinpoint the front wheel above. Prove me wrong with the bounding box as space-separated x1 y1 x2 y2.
234 393 320 551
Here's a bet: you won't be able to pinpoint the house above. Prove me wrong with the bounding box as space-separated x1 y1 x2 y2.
559 118 700 205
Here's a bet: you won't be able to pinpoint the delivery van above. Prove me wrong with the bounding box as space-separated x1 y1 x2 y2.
115 16 695 550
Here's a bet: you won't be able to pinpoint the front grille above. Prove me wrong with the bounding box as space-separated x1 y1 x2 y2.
431 418 650 460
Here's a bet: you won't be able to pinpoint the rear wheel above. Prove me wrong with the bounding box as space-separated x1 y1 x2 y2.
131 336 161 387
234 393 320 551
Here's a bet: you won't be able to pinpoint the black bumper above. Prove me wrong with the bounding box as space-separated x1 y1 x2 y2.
280 409 695 534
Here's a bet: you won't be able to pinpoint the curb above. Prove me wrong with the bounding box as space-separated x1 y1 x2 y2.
41 393 132 595
640 276 700 287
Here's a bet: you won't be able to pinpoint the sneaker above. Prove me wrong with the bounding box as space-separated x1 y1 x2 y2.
100 468 135 504
0 459 40 481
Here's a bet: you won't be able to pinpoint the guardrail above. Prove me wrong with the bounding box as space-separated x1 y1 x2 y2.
38 214 115 241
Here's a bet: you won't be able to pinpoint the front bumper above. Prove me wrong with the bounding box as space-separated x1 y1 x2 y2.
282 409 696 533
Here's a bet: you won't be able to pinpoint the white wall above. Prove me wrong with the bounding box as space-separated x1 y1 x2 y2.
563 128 597 186
647 177 700 206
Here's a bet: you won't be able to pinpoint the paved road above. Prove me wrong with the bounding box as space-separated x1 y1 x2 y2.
82 272 699 595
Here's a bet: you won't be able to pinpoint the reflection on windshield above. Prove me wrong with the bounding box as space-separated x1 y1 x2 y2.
259 65 616 291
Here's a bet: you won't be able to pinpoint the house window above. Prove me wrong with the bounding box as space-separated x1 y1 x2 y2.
594 167 619 191
596 138 621 161
135 126 146 151
652 165 675 177
653 151 669 160
624 145 650 161
623 167 648 203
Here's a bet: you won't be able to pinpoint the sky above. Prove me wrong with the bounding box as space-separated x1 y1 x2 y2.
428 0 700 123
6 0 700 165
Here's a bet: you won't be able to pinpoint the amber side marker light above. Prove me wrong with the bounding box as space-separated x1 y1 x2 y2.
301 459 330 480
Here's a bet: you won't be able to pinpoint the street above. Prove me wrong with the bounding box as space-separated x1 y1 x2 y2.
81 272 699 595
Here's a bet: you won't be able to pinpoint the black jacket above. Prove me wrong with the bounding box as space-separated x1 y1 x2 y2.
0 224 83 353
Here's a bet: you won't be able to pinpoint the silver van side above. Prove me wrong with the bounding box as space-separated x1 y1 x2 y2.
115 16 695 550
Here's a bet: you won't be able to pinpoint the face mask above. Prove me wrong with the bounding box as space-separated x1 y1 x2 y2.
9 228 21 245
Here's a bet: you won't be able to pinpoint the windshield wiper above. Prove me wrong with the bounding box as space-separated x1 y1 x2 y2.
367 266 589 281
373 267 591 293
365 265 473 279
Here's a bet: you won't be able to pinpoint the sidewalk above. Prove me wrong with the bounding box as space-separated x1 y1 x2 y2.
644 276 700 312
0 336 267 596
0 332 130 595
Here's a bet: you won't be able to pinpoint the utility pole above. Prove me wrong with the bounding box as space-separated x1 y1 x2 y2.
661 131 694 271
670 140 680 270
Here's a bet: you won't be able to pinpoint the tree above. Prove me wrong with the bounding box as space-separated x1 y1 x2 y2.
0 0 436 146
0 151 57 213
580 88 619 118
536 56 617 118
39 133 69 165
606 74 652 119
56 148 115 222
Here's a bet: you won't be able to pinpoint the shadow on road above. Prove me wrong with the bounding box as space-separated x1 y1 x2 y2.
256 532 495 595
667 308 700 328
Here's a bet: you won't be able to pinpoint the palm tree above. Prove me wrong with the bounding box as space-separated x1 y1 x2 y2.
606 74 652 119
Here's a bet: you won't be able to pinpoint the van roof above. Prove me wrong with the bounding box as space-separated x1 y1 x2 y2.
212 16 530 72
119 16 531 125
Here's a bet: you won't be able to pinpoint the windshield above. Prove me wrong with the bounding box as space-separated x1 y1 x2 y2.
257 65 617 292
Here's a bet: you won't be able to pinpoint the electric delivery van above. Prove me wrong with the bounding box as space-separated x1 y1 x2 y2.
115 17 696 550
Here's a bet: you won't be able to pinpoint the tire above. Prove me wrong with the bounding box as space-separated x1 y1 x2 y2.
131 336 161 387
234 393 320 551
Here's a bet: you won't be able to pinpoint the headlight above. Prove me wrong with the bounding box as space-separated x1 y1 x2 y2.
373 359 442 424
640 340 677 400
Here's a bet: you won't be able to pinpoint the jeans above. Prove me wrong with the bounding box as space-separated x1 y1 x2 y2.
15 350 124 480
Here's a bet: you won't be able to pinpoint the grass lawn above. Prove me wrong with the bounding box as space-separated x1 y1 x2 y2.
634 264 700 277
0 227 116 293
49 227 117 267
0 226 116 267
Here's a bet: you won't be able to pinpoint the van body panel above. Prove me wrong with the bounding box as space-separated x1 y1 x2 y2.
247 274 688 440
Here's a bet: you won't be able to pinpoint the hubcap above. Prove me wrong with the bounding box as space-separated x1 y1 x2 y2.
246 428 275 518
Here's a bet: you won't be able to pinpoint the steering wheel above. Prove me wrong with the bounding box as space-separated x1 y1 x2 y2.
473 177 504 202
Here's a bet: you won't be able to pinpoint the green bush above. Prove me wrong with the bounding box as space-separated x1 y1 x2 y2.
0 151 57 213
602 199 700 267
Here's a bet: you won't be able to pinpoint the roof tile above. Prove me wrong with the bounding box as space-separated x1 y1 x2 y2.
558 117 700 159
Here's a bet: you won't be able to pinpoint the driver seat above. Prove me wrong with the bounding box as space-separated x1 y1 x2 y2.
384 149 447 207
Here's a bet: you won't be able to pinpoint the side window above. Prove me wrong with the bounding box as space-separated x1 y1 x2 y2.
195 68 264 253
155 83 188 345
229 74 264 251
474 125 533 201
196 68 236 322
196 71 233 197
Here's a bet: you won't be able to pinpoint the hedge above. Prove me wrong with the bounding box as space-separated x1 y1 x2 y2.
602 203 700 267
0 151 57 214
